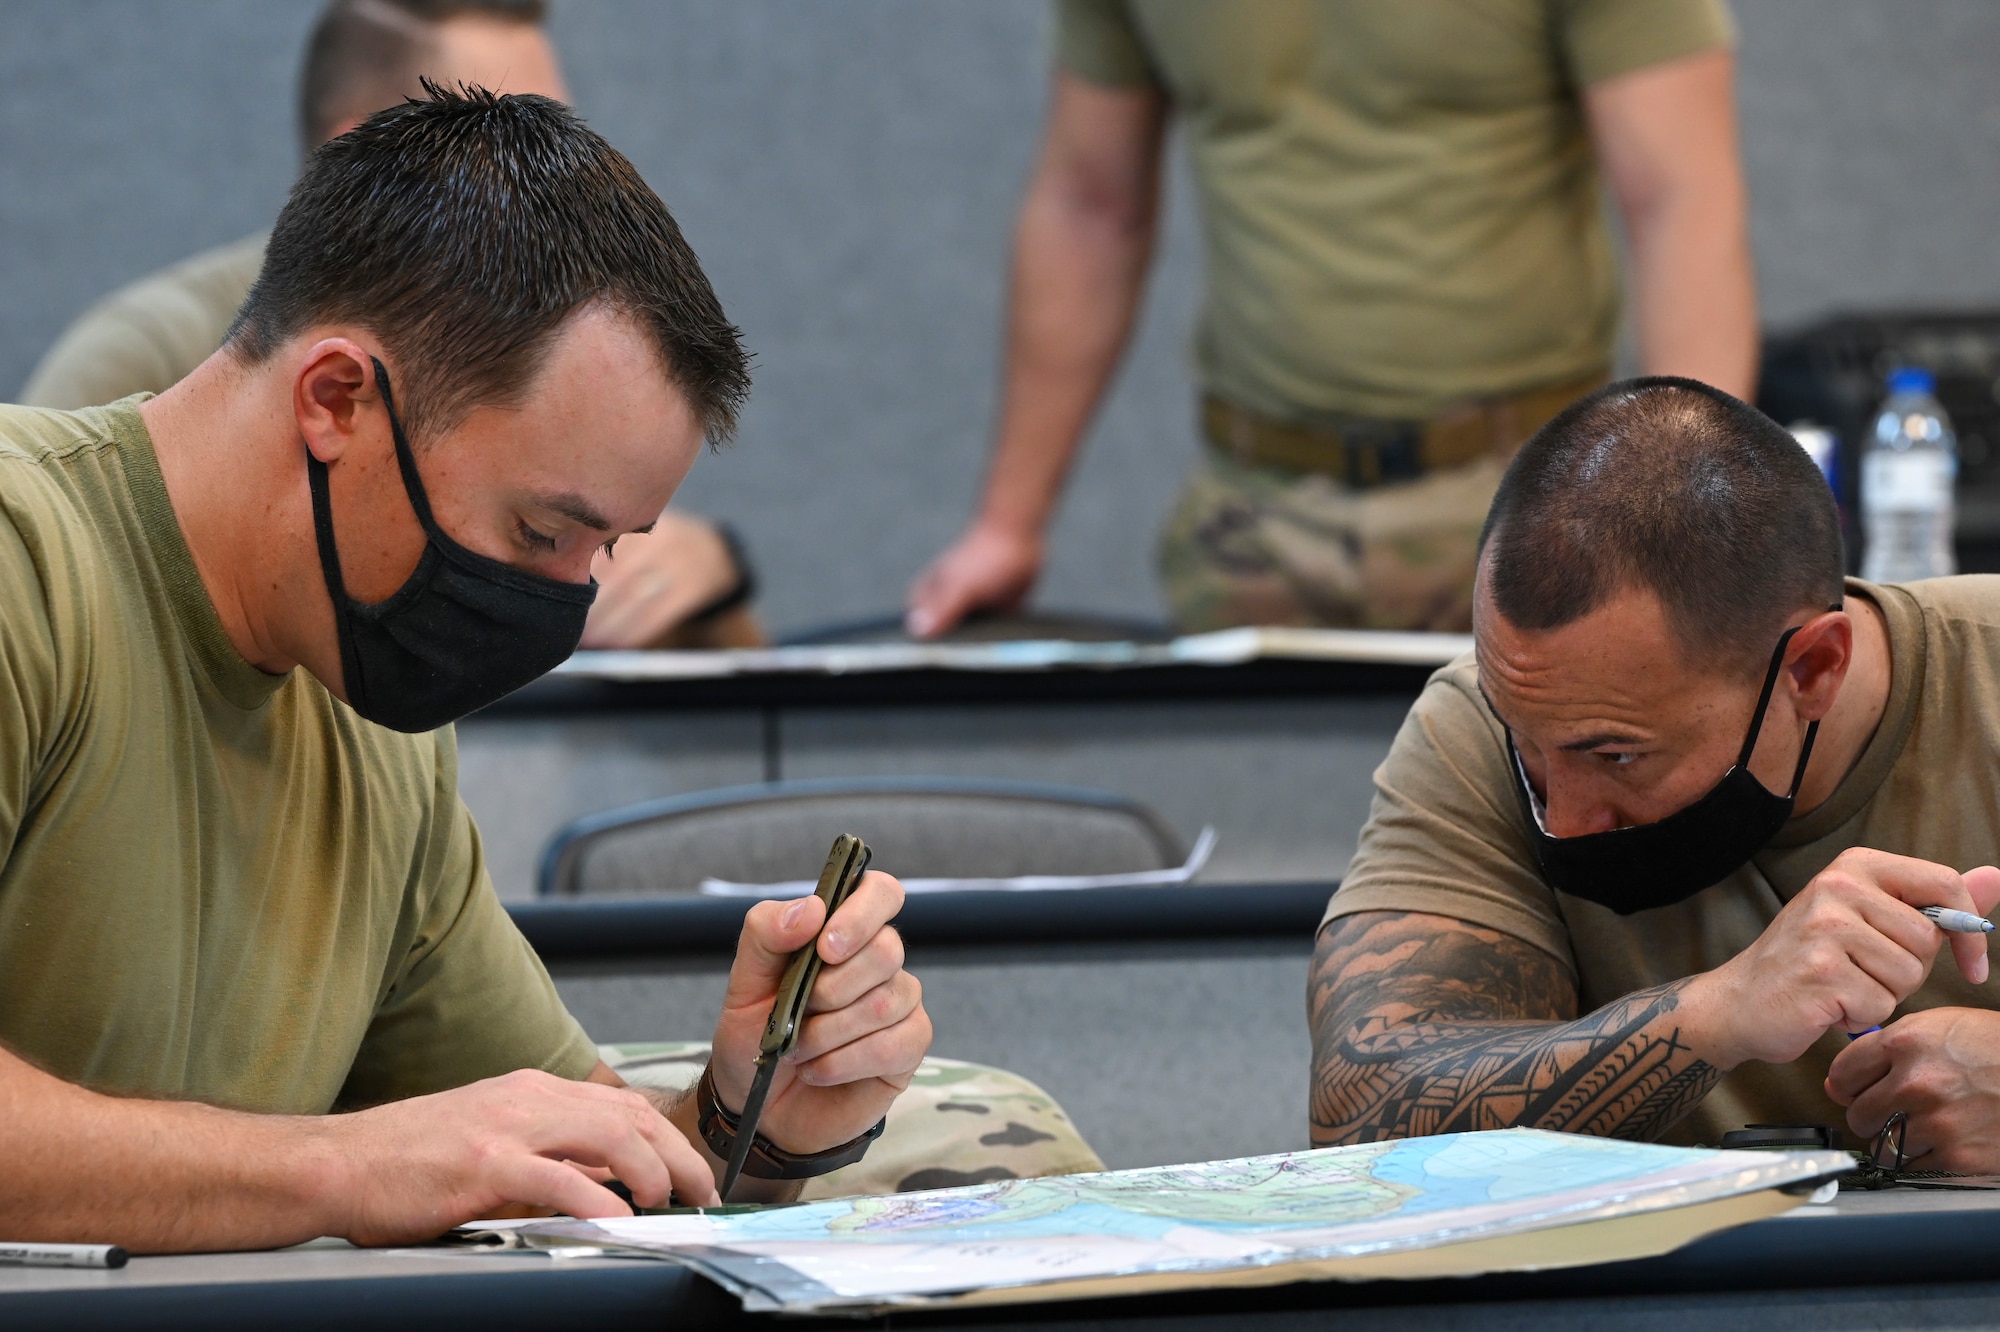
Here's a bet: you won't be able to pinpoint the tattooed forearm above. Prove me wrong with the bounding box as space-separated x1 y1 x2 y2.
1308 911 1721 1145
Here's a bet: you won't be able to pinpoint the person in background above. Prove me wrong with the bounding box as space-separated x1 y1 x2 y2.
907 0 1757 639
20 0 759 651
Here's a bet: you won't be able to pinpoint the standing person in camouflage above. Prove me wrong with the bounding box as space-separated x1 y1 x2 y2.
20 0 761 651
907 0 1758 637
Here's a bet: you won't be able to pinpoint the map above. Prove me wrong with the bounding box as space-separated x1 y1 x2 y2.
501 1129 1848 1313
825 1141 1413 1240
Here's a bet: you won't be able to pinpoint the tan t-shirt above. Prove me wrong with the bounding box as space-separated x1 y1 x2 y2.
0 400 598 1113
1056 0 1733 421
19 233 267 410
1326 577 2000 1146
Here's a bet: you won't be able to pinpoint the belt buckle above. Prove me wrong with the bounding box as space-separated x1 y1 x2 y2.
1339 418 1424 489
1228 404 1258 465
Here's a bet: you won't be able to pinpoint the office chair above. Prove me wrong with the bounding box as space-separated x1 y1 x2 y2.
538 776 1187 897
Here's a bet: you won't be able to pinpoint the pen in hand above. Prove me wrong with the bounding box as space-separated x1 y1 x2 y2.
1921 906 1995 934
1850 907 1993 1040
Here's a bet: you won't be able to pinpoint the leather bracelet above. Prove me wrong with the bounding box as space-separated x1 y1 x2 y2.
694 1064 886 1181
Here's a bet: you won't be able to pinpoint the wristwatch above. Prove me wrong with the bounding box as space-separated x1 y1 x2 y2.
694 1064 886 1181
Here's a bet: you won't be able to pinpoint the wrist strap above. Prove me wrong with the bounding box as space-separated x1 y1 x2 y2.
695 1064 885 1181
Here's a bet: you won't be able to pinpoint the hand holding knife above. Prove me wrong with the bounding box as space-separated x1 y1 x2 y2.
715 833 878 1202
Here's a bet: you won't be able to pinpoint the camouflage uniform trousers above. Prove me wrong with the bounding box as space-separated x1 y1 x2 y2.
600 1042 1106 1199
1158 448 1512 635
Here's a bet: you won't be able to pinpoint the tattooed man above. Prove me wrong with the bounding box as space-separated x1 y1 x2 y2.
1311 376 2000 1169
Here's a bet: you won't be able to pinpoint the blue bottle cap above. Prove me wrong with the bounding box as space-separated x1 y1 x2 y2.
1886 366 1936 395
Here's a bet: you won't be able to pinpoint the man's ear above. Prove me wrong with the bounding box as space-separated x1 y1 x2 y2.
294 339 381 465
1785 609 1854 722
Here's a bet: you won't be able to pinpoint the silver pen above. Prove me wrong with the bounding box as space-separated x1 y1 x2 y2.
1922 906 1995 934
0 1242 128 1269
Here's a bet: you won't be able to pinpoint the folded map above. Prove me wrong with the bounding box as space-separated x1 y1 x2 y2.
481 1128 1849 1314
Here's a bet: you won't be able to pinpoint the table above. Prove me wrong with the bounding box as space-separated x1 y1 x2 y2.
507 879 1337 960
456 645 1434 901
495 650 1446 714
7 1187 1999 1331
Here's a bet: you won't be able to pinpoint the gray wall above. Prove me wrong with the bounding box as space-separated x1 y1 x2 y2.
1736 1 2000 327
5 1 2000 634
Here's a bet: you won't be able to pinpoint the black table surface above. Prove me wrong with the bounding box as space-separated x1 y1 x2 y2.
508 879 1339 961
479 655 1439 716
4 1188 1996 1331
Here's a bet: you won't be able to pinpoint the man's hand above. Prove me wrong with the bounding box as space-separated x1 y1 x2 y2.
1826 1007 2000 1171
905 521 1042 639
905 74 1166 641
709 871 931 1154
579 511 745 650
1681 852 2000 1069
329 1069 718 1246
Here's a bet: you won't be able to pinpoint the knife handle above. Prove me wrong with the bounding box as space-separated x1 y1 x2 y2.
758 834 872 1060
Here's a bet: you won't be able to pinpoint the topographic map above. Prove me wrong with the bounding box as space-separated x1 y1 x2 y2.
823 1141 1413 1241
503 1129 1847 1313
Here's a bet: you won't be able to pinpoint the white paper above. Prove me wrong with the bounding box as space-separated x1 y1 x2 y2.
698 827 1217 899
1166 626 1473 666
552 628 1471 683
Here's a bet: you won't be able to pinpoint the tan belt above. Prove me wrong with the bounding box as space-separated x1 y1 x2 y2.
1201 372 1607 488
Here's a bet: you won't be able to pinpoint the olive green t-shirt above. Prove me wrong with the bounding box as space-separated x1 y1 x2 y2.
0 400 598 1113
1325 577 2000 1147
1055 0 1734 421
19 233 267 410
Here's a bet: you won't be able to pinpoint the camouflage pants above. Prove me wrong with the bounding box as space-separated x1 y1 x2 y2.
1158 448 1510 634
600 1042 1105 1199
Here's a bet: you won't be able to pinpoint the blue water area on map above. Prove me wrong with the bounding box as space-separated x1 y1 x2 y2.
1368 1134 1709 1216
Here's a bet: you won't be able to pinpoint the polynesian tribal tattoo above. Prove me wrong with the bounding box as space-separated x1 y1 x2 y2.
1308 911 1721 1145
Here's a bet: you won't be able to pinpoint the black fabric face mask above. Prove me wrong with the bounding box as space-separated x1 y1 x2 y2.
1507 625 1820 915
305 357 596 733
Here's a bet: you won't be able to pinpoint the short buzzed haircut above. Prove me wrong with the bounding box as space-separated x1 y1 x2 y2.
298 0 548 151
230 84 750 447
1479 377 1845 675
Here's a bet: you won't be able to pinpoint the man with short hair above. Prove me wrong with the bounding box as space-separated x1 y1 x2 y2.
22 0 756 650
0 87 930 1251
1309 377 2000 1169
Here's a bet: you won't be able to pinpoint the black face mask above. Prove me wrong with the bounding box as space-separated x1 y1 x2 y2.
1507 625 1820 915
306 358 596 733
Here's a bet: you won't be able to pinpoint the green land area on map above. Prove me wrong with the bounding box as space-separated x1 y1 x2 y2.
826 1141 1413 1238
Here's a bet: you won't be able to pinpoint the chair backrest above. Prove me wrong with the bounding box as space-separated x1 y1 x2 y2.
539 777 1187 897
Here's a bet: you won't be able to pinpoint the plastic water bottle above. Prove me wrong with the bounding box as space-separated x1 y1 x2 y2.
1789 423 1839 500
1860 367 1956 583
